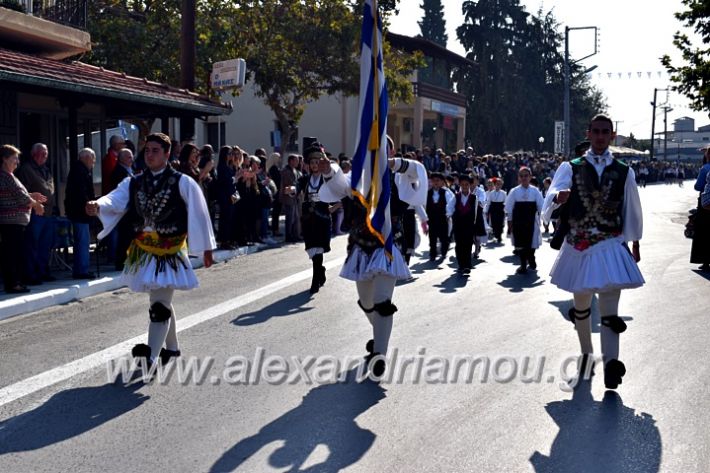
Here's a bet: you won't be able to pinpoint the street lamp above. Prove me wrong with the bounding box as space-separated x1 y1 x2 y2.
564 26 599 158
538 136 545 156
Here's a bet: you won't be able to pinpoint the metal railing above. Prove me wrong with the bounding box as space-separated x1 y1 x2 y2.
11 0 87 30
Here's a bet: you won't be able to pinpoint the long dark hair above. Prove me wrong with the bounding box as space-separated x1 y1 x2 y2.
179 143 198 169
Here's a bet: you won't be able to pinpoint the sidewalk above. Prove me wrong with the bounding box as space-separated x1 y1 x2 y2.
0 242 271 323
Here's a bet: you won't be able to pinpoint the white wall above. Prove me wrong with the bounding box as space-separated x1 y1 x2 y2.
214 82 360 157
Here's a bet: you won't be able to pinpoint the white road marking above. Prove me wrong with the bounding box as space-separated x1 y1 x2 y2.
0 257 345 408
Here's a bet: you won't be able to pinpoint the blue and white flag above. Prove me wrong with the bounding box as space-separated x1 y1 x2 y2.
351 0 392 258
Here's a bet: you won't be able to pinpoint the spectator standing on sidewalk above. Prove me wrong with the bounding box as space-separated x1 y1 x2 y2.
691 147 710 272
16 142 56 284
102 135 125 196
86 133 215 368
280 154 303 242
110 149 135 270
65 148 98 279
267 152 283 236
0 145 47 293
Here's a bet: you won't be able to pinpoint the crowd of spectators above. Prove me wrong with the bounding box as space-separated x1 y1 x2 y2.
0 135 705 295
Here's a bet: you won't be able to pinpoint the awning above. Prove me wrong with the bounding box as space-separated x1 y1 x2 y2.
0 47 231 117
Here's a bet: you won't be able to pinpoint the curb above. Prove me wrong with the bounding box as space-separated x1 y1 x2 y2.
0 242 269 323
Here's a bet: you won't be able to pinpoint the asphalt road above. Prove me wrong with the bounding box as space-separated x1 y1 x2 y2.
0 182 707 473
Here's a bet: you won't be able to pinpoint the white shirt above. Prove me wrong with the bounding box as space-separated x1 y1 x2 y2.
430 186 456 217
485 189 507 212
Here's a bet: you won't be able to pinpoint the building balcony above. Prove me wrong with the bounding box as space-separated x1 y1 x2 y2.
0 0 90 60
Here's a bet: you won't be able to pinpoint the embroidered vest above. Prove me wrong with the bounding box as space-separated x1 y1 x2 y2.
126 167 188 238
566 158 628 248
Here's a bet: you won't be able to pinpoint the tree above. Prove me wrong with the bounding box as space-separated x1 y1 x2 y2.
86 0 422 150
419 0 447 46
661 0 710 113
623 132 640 150
455 1 606 153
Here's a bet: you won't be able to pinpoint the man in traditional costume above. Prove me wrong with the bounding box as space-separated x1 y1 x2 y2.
299 145 333 294
543 114 643 389
505 167 544 274
86 133 215 368
318 137 426 377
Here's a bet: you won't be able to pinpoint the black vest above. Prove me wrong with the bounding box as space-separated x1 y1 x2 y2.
568 158 629 234
125 167 188 238
426 188 447 220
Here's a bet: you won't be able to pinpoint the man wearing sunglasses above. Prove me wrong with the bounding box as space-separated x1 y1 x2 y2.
543 114 643 390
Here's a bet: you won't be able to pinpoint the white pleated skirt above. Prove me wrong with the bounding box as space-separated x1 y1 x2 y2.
340 245 411 281
549 236 644 293
122 251 199 293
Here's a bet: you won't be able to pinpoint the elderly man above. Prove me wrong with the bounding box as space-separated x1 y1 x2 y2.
65 148 97 279
110 149 135 270
16 143 56 284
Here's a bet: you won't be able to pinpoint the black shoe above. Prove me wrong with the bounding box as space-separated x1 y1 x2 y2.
5 284 30 294
159 348 181 365
366 352 386 377
73 272 96 280
309 275 320 294
318 267 327 287
132 343 151 359
515 266 528 275
604 359 626 390
365 339 374 355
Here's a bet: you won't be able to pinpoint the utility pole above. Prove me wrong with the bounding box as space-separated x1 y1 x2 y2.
180 0 196 141
662 105 673 161
563 26 598 158
650 87 667 161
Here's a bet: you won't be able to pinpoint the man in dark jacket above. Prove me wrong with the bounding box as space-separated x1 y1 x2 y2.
65 148 97 279
110 149 135 270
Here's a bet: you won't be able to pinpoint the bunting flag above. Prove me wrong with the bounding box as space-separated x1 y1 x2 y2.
596 70 669 80
351 0 393 258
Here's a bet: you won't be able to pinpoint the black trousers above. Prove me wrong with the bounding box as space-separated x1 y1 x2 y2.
0 224 26 290
428 217 449 258
454 232 474 269
518 248 536 268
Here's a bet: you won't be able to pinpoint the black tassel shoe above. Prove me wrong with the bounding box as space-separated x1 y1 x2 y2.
604 359 626 390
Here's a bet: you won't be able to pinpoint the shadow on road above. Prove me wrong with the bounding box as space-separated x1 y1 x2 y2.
232 290 313 326
0 383 148 455
434 272 470 293
530 381 661 473
209 368 385 473
409 257 440 275
500 254 519 264
692 269 710 281
498 272 544 293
